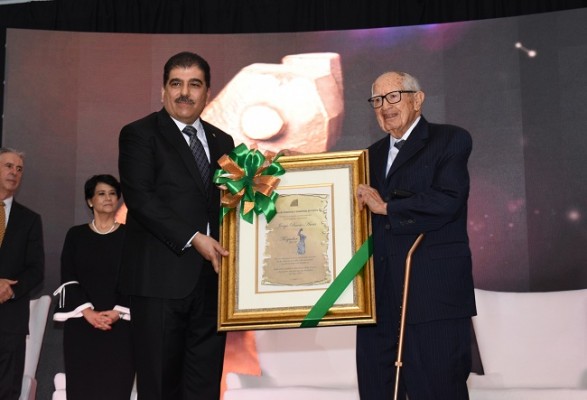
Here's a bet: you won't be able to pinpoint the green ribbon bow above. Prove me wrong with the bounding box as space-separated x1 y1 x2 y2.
213 143 285 224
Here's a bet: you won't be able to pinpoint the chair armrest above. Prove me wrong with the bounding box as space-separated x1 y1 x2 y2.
226 372 244 389
51 391 67 400
467 372 506 389
53 373 66 390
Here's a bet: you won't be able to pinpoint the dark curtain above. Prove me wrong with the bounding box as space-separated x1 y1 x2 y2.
1 0 587 141
2 0 587 33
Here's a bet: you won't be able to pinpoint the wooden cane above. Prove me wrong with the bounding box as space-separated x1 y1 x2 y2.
393 233 425 400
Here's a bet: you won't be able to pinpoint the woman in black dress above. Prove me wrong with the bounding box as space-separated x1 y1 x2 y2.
53 174 134 400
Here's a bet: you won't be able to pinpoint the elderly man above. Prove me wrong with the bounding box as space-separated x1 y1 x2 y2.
356 72 476 400
0 147 44 400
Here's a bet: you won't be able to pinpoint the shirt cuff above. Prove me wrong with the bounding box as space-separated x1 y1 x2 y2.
183 232 198 250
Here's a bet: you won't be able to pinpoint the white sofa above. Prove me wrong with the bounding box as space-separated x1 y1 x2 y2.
20 295 51 400
468 288 587 399
223 325 359 400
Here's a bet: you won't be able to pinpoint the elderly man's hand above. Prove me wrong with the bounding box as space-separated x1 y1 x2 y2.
357 184 388 215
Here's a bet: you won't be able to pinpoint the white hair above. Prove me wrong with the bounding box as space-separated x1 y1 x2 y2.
0 147 25 160
371 71 422 95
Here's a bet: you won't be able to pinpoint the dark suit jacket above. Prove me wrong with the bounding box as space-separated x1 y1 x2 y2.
368 116 476 325
0 201 44 335
118 108 235 299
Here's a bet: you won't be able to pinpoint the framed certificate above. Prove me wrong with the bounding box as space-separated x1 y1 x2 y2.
218 150 375 331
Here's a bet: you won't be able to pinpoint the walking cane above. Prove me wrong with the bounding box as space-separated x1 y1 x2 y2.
393 233 425 400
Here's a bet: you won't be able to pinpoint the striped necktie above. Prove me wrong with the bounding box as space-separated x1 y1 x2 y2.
182 125 211 190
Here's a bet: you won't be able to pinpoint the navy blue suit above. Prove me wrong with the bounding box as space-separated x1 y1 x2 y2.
356 117 476 400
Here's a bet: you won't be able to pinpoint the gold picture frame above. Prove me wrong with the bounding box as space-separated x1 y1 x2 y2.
218 149 375 331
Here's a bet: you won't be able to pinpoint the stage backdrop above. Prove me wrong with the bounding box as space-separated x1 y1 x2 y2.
2 7 587 399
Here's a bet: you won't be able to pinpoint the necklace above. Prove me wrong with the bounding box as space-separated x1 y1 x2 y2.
91 219 117 235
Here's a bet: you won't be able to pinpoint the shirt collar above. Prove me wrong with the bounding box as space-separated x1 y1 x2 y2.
389 116 420 146
2 196 14 222
171 117 205 139
2 196 14 207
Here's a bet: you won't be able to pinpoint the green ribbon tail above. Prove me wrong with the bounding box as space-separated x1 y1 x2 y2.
300 235 373 328
219 205 232 224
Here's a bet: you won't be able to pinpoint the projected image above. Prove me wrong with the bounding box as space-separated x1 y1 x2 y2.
203 52 344 154
3 8 587 300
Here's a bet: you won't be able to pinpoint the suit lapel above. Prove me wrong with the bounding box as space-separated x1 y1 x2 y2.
370 138 390 189
386 117 429 179
201 120 221 171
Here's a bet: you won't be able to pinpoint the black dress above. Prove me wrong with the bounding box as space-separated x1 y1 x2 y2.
53 224 134 400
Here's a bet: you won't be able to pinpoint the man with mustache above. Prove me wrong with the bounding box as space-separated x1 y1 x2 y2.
118 52 235 400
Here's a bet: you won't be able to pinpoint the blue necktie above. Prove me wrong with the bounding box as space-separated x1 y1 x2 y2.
182 125 210 190
386 139 406 177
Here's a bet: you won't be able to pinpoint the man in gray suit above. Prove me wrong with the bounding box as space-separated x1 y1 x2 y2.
118 52 234 400
356 72 476 400
0 147 44 400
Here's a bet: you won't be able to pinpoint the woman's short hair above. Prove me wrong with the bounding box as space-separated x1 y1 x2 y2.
84 174 121 206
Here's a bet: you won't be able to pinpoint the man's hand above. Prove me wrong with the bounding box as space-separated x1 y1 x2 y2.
357 184 388 215
191 234 229 273
0 278 17 304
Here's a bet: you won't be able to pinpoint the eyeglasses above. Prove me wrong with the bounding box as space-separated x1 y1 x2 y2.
367 90 417 109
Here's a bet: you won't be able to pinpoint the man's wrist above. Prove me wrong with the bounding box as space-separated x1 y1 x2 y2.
184 231 199 249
